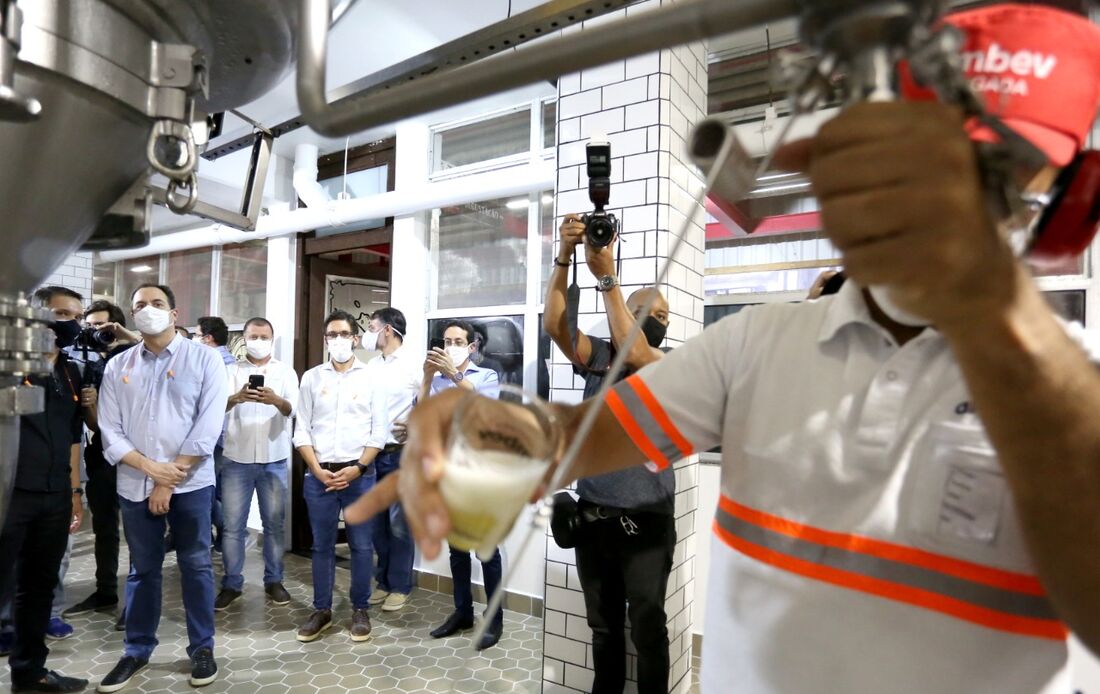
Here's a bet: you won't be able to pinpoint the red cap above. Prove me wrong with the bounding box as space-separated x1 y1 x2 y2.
901 4 1100 166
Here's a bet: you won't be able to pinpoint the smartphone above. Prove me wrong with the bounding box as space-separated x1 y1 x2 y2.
248 374 265 390
430 337 445 351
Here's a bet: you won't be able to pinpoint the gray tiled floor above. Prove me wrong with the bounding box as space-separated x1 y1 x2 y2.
3 531 542 693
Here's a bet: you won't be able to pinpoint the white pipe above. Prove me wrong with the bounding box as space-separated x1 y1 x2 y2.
292 143 331 209
99 159 556 261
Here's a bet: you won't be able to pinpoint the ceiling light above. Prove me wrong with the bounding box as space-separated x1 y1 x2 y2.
129 264 153 273
505 198 529 210
541 195 554 205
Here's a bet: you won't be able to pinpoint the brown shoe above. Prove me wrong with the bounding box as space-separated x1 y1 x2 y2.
295 609 332 642
350 608 372 642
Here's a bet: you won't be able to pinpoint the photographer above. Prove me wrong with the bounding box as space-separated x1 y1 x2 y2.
62 299 137 627
543 215 674 694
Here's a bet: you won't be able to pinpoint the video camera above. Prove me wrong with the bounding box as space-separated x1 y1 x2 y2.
580 141 619 248
67 326 115 389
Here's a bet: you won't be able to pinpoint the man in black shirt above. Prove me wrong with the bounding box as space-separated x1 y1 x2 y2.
0 287 87 692
544 216 675 694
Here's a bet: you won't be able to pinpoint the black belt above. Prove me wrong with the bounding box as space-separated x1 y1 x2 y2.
382 443 404 454
580 504 629 523
319 461 358 471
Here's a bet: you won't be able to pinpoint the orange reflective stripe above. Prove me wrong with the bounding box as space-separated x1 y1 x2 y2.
623 375 693 458
712 519 1068 641
605 389 670 470
718 495 1046 596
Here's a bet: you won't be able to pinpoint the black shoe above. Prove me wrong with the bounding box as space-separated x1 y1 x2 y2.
62 592 118 618
213 589 241 612
430 611 474 639
11 670 89 693
264 582 291 606
97 655 148 693
113 609 125 632
189 647 217 687
476 620 503 651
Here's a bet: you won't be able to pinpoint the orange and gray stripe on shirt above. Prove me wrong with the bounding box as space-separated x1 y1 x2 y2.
605 374 694 470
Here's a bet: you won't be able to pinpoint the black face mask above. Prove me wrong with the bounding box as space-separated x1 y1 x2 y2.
51 320 81 349
641 316 667 348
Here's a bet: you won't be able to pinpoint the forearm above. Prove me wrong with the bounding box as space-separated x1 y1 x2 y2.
173 454 203 471
69 445 81 489
553 398 647 482
939 268 1100 652
358 446 381 467
297 445 323 475
544 263 572 346
83 404 98 431
275 397 292 418
119 449 153 473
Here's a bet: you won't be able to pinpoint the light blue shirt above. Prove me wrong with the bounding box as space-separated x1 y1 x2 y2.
430 360 500 399
99 333 230 502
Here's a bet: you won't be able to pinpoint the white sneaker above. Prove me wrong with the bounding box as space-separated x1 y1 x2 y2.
368 590 390 607
382 592 409 612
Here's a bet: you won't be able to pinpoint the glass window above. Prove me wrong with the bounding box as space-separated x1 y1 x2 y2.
539 191 555 297
218 242 268 326
543 101 556 149
117 256 160 311
434 108 531 171
428 315 526 398
315 165 388 235
432 196 529 309
165 248 212 326
93 260 117 303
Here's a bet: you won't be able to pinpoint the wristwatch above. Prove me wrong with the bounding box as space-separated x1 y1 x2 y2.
355 462 371 476
595 275 620 292
451 370 465 383
72 487 83 496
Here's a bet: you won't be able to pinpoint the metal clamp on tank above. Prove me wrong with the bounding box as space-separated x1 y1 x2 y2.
0 0 39 122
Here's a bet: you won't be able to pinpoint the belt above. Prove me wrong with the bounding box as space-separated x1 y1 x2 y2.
318 461 358 471
382 443 404 454
580 504 629 523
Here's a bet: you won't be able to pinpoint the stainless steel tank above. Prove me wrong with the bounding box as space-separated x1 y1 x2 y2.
0 0 299 527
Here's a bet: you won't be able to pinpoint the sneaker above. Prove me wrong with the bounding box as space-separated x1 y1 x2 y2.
114 609 126 632
367 589 390 607
264 582 291 606
350 608 372 642
45 617 75 640
97 655 148 693
11 669 88 692
213 588 241 612
295 609 332 643
62 592 118 618
189 647 218 687
381 592 409 612
0 631 12 656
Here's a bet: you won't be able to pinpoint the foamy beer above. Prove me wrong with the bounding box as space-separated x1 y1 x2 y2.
439 387 560 561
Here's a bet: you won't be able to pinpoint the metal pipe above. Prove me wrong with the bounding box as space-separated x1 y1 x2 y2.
297 0 799 137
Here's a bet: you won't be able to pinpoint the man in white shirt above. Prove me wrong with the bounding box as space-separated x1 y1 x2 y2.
292 310 381 644
362 308 421 613
214 317 299 612
349 5 1100 691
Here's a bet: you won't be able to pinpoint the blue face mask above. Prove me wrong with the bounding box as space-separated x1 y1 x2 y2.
51 320 81 349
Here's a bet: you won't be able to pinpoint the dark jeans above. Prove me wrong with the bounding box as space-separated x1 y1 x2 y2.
371 450 414 594
448 547 503 630
302 470 375 610
574 506 675 694
211 444 226 551
85 456 120 600
119 486 215 660
0 489 70 686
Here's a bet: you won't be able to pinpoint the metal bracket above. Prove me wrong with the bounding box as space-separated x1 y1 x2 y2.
0 0 41 121
0 384 43 417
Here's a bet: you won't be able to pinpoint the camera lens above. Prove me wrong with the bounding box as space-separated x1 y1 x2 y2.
585 215 616 248
93 327 115 348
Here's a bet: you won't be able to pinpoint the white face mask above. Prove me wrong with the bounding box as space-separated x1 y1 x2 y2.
361 330 379 352
867 285 930 328
446 345 470 367
327 337 355 364
245 338 273 360
192 336 204 344
134 306 172 336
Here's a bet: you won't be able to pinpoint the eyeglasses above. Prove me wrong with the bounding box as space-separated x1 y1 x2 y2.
324 331 354 340
443 339 468 347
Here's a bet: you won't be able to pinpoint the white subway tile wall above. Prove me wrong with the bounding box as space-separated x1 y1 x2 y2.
40 251 94 298
545 1 706 690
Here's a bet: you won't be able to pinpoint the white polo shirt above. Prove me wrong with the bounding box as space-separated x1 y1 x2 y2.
293 358 378 463
607 280 1072 694
364 344 422 449
223 357 299 464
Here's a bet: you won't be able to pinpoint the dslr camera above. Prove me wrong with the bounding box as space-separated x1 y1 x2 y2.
580 141 619 248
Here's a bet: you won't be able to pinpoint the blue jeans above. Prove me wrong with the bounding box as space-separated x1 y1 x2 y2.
303 469 375 610
119 486 215 660
370 450 415 594
449 547 504 630
220 459 287 591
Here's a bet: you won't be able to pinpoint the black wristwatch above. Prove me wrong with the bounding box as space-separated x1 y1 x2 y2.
72 487 84 496
355 462 371 476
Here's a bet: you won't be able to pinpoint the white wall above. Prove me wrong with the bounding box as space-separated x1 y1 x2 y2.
42 251 93 298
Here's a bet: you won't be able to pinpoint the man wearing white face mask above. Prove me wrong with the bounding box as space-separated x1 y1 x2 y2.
214 317 298 612
96 284 228 691
292 310 380 644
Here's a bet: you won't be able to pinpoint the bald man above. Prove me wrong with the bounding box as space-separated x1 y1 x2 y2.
543 214 675 694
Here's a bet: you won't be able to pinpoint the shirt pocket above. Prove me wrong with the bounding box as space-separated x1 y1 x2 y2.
901 421 1033 569
167 374 204 413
